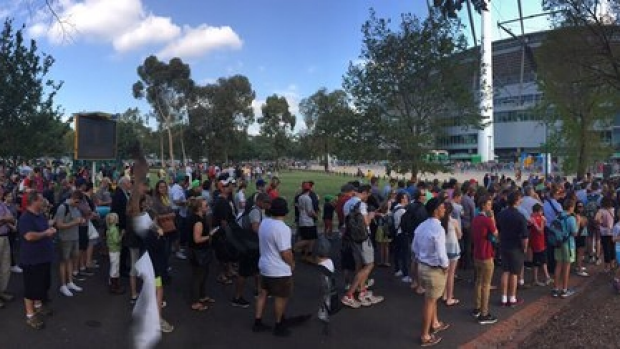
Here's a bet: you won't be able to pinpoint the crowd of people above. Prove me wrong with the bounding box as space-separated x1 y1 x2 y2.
2 159 620 346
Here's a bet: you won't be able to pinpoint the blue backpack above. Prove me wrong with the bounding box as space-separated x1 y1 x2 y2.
547 213 570 248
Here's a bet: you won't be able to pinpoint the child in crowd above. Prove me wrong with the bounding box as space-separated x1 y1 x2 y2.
323 195 335 239
314 237 340 334
106 213 125 295
529 204 551 286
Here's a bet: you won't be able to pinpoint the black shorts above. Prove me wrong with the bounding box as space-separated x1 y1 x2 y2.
299 226 318 241
260 276 293 298
575 236 587 249
501 248 525 275
78 226 88 250
532 251 547 267
23 263 52 301
239 251 259 277
341 244 356 271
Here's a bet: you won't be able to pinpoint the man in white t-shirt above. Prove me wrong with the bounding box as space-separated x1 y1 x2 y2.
253 197 295 337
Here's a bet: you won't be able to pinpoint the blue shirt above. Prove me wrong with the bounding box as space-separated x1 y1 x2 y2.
18 210 54 266
412 218 449 269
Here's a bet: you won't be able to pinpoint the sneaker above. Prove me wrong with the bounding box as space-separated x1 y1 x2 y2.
551 289 560 298
394 271 404 278
535 281 547 287
401 276 413 283
10 265 22 273
471 308 481 319
26 315 44 330
360 290 384 305
232 297 250 308
545 278 554 286
509 298 524 307
560 289 575 298
365 278 375 288
341 295 361 309
160 318 174 333
79 268 94 277
500 300 509 307
478 313 499 325
358 296 372 307
252 321 272 333
67 282 83 292
576 270 589 277
0 292 14 302
175 251 187 260
59 285 73 297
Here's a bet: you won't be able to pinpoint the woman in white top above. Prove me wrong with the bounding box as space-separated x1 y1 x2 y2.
596 197 615 272
442 202 462 306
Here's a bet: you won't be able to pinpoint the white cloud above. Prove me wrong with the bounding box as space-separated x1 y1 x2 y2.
158 25 242 59
27 0 242 59
250 84 305 134
113 15 181 52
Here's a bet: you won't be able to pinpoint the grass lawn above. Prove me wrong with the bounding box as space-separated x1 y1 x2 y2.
147 169 389 226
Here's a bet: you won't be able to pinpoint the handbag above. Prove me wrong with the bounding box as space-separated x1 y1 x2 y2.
156 213 177 234
88 220 99 240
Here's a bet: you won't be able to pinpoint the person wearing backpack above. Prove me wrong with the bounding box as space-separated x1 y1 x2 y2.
551 197 579 298
543 186 563 276
340 185 384 308
232 193 270 308
390 192 410 281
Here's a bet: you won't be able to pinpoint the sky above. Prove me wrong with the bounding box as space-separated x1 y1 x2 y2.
1 0 550 134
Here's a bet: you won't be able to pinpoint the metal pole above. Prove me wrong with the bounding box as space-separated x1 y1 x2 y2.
477 0 494 162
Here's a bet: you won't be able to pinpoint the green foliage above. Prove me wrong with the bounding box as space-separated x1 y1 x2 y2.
258 94 295 168
116 108 159 161
0 19 68 159
299 88 359 170
187 75 255 163
343 9 481 179
535 26 620 177
133 55 194 164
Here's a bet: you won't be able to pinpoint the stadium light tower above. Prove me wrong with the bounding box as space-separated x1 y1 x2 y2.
434 0 494 162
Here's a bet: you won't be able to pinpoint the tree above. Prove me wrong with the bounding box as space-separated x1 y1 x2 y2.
187 75 255 163
116 108 158 161
0 19 68 159
343 10 481 179
133 55 194 166
299 88 356 171
258 94 295 169
542 0 620 91
535 27 620 178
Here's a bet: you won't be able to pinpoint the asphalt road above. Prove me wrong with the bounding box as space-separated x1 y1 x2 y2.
1 238 557 349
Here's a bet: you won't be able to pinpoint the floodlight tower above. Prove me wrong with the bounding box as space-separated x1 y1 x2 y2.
478 1 494 163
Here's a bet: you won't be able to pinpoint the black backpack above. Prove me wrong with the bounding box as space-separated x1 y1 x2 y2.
399 201 427 238
345 202 368 243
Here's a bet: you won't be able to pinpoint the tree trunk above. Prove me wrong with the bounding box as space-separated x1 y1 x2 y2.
410 164 418 182
165 119 175 167
577 116 588 179
159 128 165 168
180 125 187 165
324 140 329 172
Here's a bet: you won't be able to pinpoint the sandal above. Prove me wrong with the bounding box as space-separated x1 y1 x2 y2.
191 302 208 311
432 322 450 334
199 297 216 304
421 334 442 347
445 299 460 306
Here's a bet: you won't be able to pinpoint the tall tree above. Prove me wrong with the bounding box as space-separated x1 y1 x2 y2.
116 108 158 161
542 0 620 91
132 55 194 166
188 75 255 163
343 9 481 179
299 88 356 171
0 19 68 159
535 27 620 178
258 94 295 170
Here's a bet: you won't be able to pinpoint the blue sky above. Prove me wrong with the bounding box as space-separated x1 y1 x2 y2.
2 0 549 133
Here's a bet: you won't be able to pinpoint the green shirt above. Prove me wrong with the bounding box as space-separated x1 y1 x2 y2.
106 225 122 252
